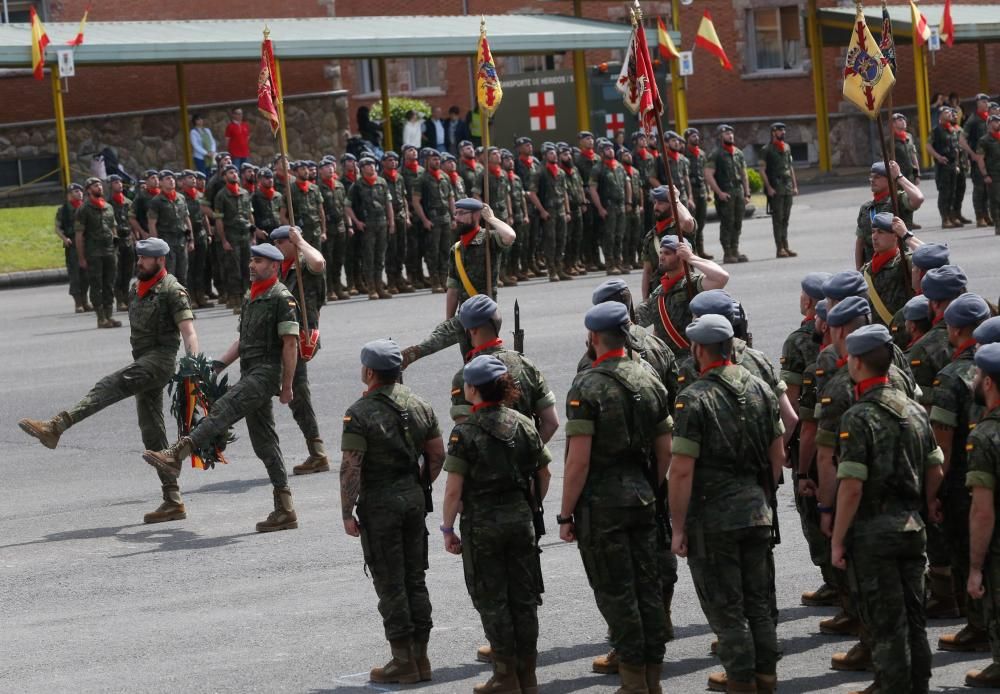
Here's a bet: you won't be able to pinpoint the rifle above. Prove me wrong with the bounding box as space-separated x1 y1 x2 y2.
396 362 433 513
760 456 781 547
513 299 524 354
511 302 543 541
648 454 671 550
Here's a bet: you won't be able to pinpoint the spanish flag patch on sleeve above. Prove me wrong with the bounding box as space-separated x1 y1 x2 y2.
450 434 460 443
675 402 685 410
569 400 580 407
967 443 975 452
343 416 351 422
911 359 922 367
840 432 850 440
451 388 462 396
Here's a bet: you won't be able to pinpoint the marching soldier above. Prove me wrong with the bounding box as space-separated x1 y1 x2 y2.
250 167 284 238
179 170 213 308
147 170 192 288
854 160 924 269
283 160 327 250
382 151 414 294
346 156 395 300
927 107 965 228
621 148 644 270
975 113 1000 235
759 122 799 258
76 177 120 329
531 143 572 282
588 139 629 275
639 186 697 299
560 301 673 693
559 144 587 277
317 156 351 300
213 164 257 312
400 145 428 289
56 182 91 314
143 242 301 533
412 149 455 294
860 212 922 327
340 338 445 685
705 125 751 264
19 238 199 524
108 175 135 312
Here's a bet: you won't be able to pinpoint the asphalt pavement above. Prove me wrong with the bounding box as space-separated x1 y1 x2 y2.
3 181 1000 694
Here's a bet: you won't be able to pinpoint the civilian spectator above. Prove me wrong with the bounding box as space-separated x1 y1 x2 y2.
225 108 251 169
190 114 216 175
424 106 447 152
402 109 424 150
446 105 470 155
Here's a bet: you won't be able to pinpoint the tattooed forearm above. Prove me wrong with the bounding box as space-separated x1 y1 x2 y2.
340 450 364 520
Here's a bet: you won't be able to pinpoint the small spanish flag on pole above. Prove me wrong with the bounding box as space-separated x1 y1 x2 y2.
910 0 931 45
30 6 49 80
66 5 91 47
694 11 732 70
657 17 679 61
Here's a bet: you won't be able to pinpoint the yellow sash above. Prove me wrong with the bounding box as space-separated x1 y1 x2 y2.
453 242 479 297
863 270 894 325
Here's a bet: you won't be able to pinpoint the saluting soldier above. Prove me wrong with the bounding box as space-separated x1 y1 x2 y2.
76 177 120 329
179 170 213 308
283 160 327 250
19 238 200 524
860 212 922 328
340 339 444 686
589 139 630 275
560 301 673 694
250 167 284 238
143 242 301 533
56 182 91 313
759 122 799 258
621 148 644 271
559 144 587 277
382 151 413 294
854 160 924 269
108 174 135 312
684 128 713 259
975 113 1000 234
214 164 257 312
639 186 697 300
147 170 193 288
705 124 751 264
412 149 455 294
346 156 395 300
317 156 351 301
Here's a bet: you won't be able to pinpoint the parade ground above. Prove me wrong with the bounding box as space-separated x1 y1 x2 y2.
3 181 1000 693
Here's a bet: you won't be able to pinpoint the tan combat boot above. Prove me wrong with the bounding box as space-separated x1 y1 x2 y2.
707 671 728 691
74 296 86 314
819 609 861 635
548 268 560 282
645 662 663 694
557 262 574 281
517 653 538 694
413 638 432 681
292 438 330 475
926 567 960 618
783 242 798 257
105 309 122 328
801 582 838 607
430 274 446 294
256 487 298 532
616 662 649 693
939 624 991 652
144 484 187 523
377 280 393 299
593 647 619 674
754 673 777 693
476 644 493 663
18 411 72 449
474 654 521 693
142 437 193 478
831 640 872 671
370 638 420 684
966 662 1000 688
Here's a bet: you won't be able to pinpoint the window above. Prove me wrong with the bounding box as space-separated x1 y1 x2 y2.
354 59 380 95
505 54 556 74
747 6 804 72
0 155 60 188
3 0 46 23
408 58 437 91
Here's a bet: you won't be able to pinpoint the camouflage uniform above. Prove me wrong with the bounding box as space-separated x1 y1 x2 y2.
445 405 551 658
624 163 644 267
635 272 705 356
342 383 441 643
575 150 600 267
966 405 1000 667
458 157 482 199
57 202 89 305
565 355 672 666
676 338 785 399
472 169 511 223
837 383 942 693
531 164 568 275
906 321 951 408
214 185 254 298
861 251 912 328
685 146 709 253
589 159 627 269
856 191 914 266
965 114 990 222
930 124 961 222
780 317 820 392
761 142 795 251
110 195 134 308
348 176 393 293
662 153 691 208
129 187 155 235
281 257 325 445
401 162 426 283
447 226 505 304
147 192 191 284
450 344 555 423
977 129 1000 233
75 198 118 321
182 189 209 301
515 155 542 271
318 177 349 295
505 169 528 279
251 188 283 235
640 222 680 295
562 163 586 270
285 180 326 248
706 146 747 257
413 170 453 284
384 171 409 290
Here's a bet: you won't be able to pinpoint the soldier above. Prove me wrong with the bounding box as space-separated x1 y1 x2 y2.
890 242 950 347
339 338 444 685
830 324 943 694
639 186 697 299
400 145 428 289
128 169 160 241
500 149 526 285
576 130 601 271
283 160 327 250
975 113 1000 235
635 235 729 356
442 355 551 692
909 265 967 410
560 301 673 693
658 131 692 209
342 153 364 296
530 143 572 282
457 140 482 198
240 162 258 195
382 151 413 294
927 107 965 228
412 149 455 294
515 136 543 277
588 139 629 275
621 148 644 270
19 238 199 523
966 342 1000 687
270 154 289 198
472 147 511 224
902 295 932 347
250 167 284 239
178 170 213 308
76 177 120 329
108 175 134 312
346 156 395 300
147 170 193 288
684 128 712 259
705 124 751 264
205 152 232 204
759 122 799 258
213 164 257 312
854 160 924 270
269 225 329 476
143 242 300 533
860 212 922 328
559 144 587 277
442 153 466 200
669 314 784 693
892 113 922 228
632 131 659 225
317 156 351 300
56 183 91 313
932 293 993 654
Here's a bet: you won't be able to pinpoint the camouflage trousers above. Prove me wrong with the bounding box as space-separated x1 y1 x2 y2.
793 469 838 589
565 207 583 267
715 191 746 253
624 210 642 267
953 169 967 217
542 208 567 271
114 240 135 307
581 203 599 266
461 504 540 658
165 242 188 290
935 165 959 219
386 217 407 282
768 194 793 248
600 205 626 268
425 216 453 280
971 168 988 219
222 234 251 299
358 486 433 642
189 362 288 489
577 502 666 665
359 222 388 288
688 525 778 683
847 530 931 694
509 219 528 273
943 482 986 628
187 237 208 299
982 554 1000 664
690 192 708 251
67 352 175 485
323 224 347 290
288 346 320 442
66 244 90 301
85 253 117 315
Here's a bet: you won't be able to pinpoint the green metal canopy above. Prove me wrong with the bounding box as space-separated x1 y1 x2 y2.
816 4 1000 45
0 13 642 66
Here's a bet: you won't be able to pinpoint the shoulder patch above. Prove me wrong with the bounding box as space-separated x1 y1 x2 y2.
451 388 462 396
816 369 825 376
891 325 899 333
342 416 351 422
677 375 686 383
911 359 922 366
450 434 460 443
933 379 941 386
967 443 975 452
675 401 685 409
839 431 850 440
569 399 581 407
803 378 813 385
821 397 832 404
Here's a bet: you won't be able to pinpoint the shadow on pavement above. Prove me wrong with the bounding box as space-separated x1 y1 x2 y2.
0 523 145 549
109 527 259 557
186 477 272 496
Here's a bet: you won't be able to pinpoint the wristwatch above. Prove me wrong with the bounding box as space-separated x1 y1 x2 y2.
902 231 914 240
556 513 574 525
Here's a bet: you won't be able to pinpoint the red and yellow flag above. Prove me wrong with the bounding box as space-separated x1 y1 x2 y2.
30 6 49 80
940 0 955 47
616 20 662 134
657 17 679 61
695 11 732 71
476 19 502 115
257 34 280 136
910 1 931 45
842 5 896 119
66 4 91 47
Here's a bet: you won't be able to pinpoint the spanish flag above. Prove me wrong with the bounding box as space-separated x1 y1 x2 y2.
657 17 679 61
30 6 49 81
694 11 732 71
66 5 91 47
842 5 895 119
910 0 931 45
476 19 502 115
940 0 955 47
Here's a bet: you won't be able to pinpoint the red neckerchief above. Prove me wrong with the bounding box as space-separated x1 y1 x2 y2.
666 149 680 161
592 348 626 368
463 157 478 170
932 311 945 326
581 148 597 161
655 218 674 234
250 274 278 300
471 400 502 413
820 338 831 349
489 165 503 178
802 312 815 325
636 147 652 160
428 167 442 181
687 145 701 157
604 157 618 169
182 187 198 200
699 358 732 376
992 131 1000 142
772 139 788 152
465 337 504 362
447 170 460 185
147 187 161 197
870 248 899 275
112 192 126 205
854 375 889 400
459 226 480 248
507 169 516 182
281 257 295 279
722 143 736 155
363 174 378 186
137 268 167 298
225 183 241 196
660 270 684 294
836 354 849 368
259 186 275 200
296 179 310 193
404 161 419 173
244 182 256 194
906 332 924 349
894 130 909 142
622 163 634 176
384 169 398 183
978 110 990 122
953 338 977 361
519 154 535 168
90 194 106 210
872 189 890 203
345 170 357 183
163 190 177 203
70 199 83 209
321 176 336 190
545 162 560 178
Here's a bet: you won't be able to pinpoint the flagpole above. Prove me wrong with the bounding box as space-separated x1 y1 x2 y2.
478 18 493 299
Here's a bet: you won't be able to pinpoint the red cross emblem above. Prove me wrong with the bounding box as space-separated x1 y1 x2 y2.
528 91 556 131
605 113 625 138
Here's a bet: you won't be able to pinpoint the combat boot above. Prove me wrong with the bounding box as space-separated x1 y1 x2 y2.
477 645 493 663
831 641 872 671
616 662 648 693
142 437 193 478
645 662 663 694
503 273 519 286
754 673 776 693
413 638 432 681
926 567 960 618
618 263 631 275
377 281 393 299
335 282 350 301
593 647 619 674
256 486 298 532
776 247 789 258
18 411 72 449
942 217 958 228
116 300 128 312
662 585 675 641
847 681 878 694
783 242 798 257
474 654 521 693
143 484 186 523
517 653 538 694
398 278 415 294
105 310 122 328
82 299 94 312
959 213 973 224
722 249 739 264
819 610 861 635
801 582 838 607
370 638 420 684
96 307 110 328
196 294 215 308
74 296 86 314
548 268 560 282
368 288 379 300
292 438 330 475
966 662 1000 688
977 216 989 228
938 624 991 652
430 274 446 294
709 671 759 692
735 249 749 262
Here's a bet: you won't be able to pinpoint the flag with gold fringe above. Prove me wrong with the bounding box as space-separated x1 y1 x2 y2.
842 5 896 119
257 33 280 136
476 19 503 115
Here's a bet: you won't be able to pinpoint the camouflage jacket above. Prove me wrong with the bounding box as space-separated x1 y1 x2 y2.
318 177 347 227
634 150 659 191
128 188 155 233
473 169 511 220
561 165 586 209
589 159 626 207
401 163 424 214
508 172 528 224
676 339 786 399
761 142 795 195
861 251 912 326
450 343 556 423
930 346 982 487
74 198 117 257
110 195 133 241
706 147 746 193
905 321 951 407
640 223 680 291
147 192 190 245
181 189 207 238
576 323 680 410
532 164 567 212
514 156 540 202
978 135 1000 178
780 318 820 387
856 191 913 264
414 169 453 219
966 407 1000 553
285 181 325 243
237 280 298 368
635 272 705 355
661 154 691 206
458 158 483 198
446 227 508 302
281 255 326 328
127 272 193 362
214 186 253 236
685 147 707 198
384 172 408 226
348 176 393 227
624 164 644 209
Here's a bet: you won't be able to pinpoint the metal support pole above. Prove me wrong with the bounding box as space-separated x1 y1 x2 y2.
51 64 71 188
669 0 688 133
572 0 590 133
912 39 931 170
806 0 831 172
273 57 290 156
378 58 393 151
176 64 193 169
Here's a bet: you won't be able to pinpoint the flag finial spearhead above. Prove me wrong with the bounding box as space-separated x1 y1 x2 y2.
263 26 270 40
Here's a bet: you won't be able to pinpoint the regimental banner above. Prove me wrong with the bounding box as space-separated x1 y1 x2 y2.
528 91 557 131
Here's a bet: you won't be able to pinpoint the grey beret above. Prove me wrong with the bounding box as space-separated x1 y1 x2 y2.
269 226 291 241
578 130 594 139
651 186 670 202
592 278 629 305
358 157 377 167
68 183 84 192
659 235 681 251
222 164 238 174
455 198 484 212
921 265 967 301
685 314 734 344
903 295 931 322
944 293 990 327
258 168 274 178
143 168 159 178
250 243 283 262
912 243 949 270
158 170 176 180
683 127 700 138
871 212 894 232
974 317 1000 346
801 272 833 301
382 151 399 161
690 289 736 321
771 122 787 130
827 295 871 327
340 153 357 162
845 324 893 356
459 140 473 148
975 343 1000 374
815 300 829 322
585 302 629 332
515 136 533 146
441 153 457 162
464 354 508 387
823 270 867 301
717 124 734 133
870 161 887 177
458 295 499 329
665 130 682 140
319 155 336 166
360 338 402 371
135 238 170 258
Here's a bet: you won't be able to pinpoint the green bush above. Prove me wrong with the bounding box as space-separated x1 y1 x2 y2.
746 168 763 194
371 97 433 130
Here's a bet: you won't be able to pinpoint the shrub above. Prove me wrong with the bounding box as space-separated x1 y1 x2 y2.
746 168 763 194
